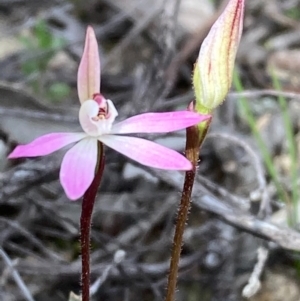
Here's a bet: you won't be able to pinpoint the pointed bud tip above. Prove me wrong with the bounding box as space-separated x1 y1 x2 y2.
86 26 96 40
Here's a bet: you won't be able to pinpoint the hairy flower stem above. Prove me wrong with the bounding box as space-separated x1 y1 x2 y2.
80 143 105 301
165 119 210 301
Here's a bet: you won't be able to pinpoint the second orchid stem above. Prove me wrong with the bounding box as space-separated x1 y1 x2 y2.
81 143 105 301
165 120 210 301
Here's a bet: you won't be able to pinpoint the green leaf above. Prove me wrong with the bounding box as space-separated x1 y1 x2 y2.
34 20 53 49
48 82 70 102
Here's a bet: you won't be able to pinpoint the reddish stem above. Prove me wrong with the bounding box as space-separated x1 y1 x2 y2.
165 119 211 301
81 143 105 301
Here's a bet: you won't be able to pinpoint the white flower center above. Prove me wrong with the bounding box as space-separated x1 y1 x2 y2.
79 96 118 137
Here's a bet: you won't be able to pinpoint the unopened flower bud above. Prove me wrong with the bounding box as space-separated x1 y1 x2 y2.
193 0 245 113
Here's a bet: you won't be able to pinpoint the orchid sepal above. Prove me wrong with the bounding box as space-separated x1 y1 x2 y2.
77 26 100 103
110 111 210 134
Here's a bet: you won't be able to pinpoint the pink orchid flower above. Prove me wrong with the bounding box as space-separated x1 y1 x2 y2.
9 27 210 200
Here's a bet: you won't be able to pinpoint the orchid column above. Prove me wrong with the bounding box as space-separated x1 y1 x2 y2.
165 1 245 301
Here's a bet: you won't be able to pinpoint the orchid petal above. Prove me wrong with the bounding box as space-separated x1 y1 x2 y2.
99 135 192 170
8 133 86 158
79 100 100 136
110 111 210 134
106 99 118 121
77 26 100 103
60 138 98 200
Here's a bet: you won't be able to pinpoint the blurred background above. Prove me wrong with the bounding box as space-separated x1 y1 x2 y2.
1 0 300 300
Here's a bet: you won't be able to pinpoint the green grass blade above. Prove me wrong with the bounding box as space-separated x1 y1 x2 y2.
233 70 290 211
